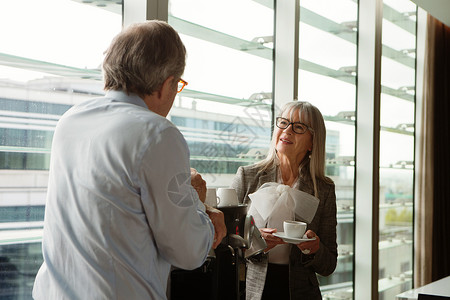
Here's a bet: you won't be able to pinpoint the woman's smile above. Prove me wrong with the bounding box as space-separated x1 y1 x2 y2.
279 137 293 144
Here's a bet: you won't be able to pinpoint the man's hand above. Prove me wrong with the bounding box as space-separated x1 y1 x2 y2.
205 204 227 249
190 168 206 203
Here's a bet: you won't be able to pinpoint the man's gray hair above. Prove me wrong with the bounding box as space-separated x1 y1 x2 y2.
102 20 186 96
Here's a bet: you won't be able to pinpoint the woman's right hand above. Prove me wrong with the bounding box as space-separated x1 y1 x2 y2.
259 228 286 252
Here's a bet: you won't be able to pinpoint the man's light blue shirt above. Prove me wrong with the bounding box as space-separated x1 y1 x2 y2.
33 90 214 299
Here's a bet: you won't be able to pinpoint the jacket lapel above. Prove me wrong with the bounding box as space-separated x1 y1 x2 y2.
257 168 277 189
298 176 314 195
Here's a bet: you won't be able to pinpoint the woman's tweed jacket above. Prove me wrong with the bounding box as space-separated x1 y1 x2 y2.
231 164 337 300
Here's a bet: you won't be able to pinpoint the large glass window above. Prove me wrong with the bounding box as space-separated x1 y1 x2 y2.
296 1 418 298
378 0 416 299
297 0 358 298
0 1 121 297
168 0 274 187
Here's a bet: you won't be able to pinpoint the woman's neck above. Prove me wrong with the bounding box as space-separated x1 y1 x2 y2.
279 157 299 186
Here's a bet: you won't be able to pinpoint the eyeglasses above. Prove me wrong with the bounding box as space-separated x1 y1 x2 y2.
177 78 188 93
275 117 313 134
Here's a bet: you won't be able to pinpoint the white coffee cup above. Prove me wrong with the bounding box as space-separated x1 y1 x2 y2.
217 188 239 207
205 188 220 208
283 220 307 238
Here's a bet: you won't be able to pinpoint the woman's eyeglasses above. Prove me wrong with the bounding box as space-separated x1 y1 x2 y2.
275 117 313 134
177 78 188 93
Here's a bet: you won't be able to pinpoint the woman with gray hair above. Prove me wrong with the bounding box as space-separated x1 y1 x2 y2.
232 101 337 299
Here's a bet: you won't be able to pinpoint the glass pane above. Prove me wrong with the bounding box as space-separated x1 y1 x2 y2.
0 0 121 297
168 0 274 187
298 0 357 298
379 0 416 299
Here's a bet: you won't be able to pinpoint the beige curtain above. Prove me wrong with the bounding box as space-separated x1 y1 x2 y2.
414 14 435 288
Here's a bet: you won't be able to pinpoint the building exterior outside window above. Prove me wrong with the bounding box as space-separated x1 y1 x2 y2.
378 0 416 299
297 1 358 297
168 0 274 187
0 1 122 298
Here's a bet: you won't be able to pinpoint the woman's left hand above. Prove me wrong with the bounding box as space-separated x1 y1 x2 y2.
296 230 320 254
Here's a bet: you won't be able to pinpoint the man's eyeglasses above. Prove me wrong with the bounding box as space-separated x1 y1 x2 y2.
275 117 313 134
177 79 188 93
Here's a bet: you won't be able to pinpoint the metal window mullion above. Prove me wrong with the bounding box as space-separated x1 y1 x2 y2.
273 0 300 115
123 0 169 28
355 0 382 299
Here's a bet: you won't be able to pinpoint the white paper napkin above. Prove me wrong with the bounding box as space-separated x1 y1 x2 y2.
247 182 319 229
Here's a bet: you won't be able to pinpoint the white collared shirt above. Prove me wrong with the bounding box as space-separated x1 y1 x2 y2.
33 90 214 299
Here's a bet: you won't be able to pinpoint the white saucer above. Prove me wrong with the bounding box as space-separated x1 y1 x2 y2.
273 232 316 244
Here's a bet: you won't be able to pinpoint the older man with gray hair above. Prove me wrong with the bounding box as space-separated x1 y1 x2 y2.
33 20 226 299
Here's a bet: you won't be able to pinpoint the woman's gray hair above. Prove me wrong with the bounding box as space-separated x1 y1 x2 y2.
256 101 332 197
102 20 186 96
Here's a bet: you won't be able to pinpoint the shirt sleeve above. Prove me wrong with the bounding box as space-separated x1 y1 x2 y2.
137 125 214 270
